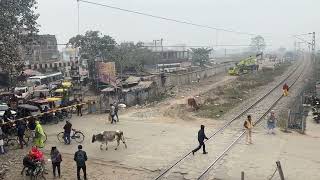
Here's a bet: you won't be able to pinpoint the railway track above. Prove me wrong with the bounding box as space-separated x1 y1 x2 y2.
154 59 308 180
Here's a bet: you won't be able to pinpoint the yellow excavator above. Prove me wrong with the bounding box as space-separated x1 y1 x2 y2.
228 56 258 75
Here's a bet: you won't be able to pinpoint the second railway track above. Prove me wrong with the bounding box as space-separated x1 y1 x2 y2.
154 59 308 180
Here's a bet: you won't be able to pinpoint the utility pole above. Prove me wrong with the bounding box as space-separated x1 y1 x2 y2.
216 30 218 47
77 0 80 35
154 39 164 72
312 32 316 62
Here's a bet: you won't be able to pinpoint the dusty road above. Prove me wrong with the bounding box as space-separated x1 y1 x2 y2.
2 60 319 180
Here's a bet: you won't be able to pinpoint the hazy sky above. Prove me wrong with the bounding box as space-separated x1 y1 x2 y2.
36 0 319 51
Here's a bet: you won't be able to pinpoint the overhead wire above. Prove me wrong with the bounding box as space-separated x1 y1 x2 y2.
78 0 258 36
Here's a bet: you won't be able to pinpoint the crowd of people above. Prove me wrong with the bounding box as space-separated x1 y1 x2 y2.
0 98 89 179
20 144 88 180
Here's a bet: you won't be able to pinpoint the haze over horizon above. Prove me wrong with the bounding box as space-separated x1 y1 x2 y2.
37 0 319 51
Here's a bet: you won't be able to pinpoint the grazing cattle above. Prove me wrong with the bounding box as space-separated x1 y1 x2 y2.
187 98 199 110
92 130 127 150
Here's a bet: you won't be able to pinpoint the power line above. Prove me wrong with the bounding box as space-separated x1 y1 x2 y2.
142 45 269 48
78 0 258 36
27 43 261 48
292 35 311 45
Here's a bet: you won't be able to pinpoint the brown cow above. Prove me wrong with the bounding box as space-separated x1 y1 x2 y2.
187 98 199 110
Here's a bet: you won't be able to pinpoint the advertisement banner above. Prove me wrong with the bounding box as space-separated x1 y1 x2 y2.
96 61 117 86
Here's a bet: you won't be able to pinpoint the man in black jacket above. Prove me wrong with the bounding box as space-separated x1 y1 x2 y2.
63 121 72 145
17 120 28 149
192 125 208 155
74 145 87 180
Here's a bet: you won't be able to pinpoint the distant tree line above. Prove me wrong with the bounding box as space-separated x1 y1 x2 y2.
68 30 160 78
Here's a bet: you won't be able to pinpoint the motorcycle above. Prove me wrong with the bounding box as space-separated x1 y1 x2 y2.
24 161 45 180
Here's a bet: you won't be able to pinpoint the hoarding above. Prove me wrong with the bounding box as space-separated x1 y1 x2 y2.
96 61 116 86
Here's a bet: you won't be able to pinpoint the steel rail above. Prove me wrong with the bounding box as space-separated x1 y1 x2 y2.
154 62 301 180
197 60 307 180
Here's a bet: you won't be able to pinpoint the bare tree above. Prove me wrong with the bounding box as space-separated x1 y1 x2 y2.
250 35 266 53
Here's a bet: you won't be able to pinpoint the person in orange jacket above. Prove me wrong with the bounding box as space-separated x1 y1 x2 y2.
283 83 289 96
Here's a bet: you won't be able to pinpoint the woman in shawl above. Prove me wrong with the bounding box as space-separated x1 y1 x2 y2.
34 121 45 148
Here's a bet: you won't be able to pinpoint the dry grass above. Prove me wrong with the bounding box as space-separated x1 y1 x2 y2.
197 62 291 119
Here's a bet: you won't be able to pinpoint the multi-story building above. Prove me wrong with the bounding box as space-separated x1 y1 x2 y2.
23 34 59 64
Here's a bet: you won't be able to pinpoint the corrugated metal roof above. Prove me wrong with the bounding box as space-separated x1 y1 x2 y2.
131 81 154 91
125 76 141 84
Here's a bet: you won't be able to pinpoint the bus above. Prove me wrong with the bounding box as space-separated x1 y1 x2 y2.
156 63 182 73
27 72 63 86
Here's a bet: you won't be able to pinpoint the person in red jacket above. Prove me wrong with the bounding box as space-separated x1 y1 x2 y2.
283 83 289 96
29 146 44 161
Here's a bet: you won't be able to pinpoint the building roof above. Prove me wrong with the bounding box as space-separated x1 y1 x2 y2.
101 87 115 92
125 76 141 85
131 81 154 91
23 69 42 76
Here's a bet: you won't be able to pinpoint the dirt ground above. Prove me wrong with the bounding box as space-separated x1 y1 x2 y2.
1 59 318 180
1 71 234 180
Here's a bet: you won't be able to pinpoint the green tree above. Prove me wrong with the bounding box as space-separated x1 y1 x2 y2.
68 30 116 60
0 0 39 85
68 31 117 79
111 42 159 76
250 35 266 53
191 48 212 67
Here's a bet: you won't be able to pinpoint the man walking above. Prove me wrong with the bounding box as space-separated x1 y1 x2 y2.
74 145 87 180
17 120 28 149
76 100 83 117
267 110 276 134
244 115 253 144
63 120 72 145
110 104 116 124
192 125 208 155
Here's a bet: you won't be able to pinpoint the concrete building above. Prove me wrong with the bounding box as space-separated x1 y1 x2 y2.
142 41 190 63
61 46 78 62
23 34 59 64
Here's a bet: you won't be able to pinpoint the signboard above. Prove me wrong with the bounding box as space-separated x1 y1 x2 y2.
96 62 117 86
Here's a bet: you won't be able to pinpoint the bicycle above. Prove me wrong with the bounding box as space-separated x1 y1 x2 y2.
3 135 19 150
23 128 48 144
55 109 72 122
61 108 73 119
57 129 85 143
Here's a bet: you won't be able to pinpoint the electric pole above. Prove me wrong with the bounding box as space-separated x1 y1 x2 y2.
312 32 316 62
77 0 80 35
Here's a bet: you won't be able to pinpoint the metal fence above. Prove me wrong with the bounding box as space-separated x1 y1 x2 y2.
287 80 315 133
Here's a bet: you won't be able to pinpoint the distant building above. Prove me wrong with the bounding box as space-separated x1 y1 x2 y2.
142 41 190 63
61 46 78 62
23 34 59 64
